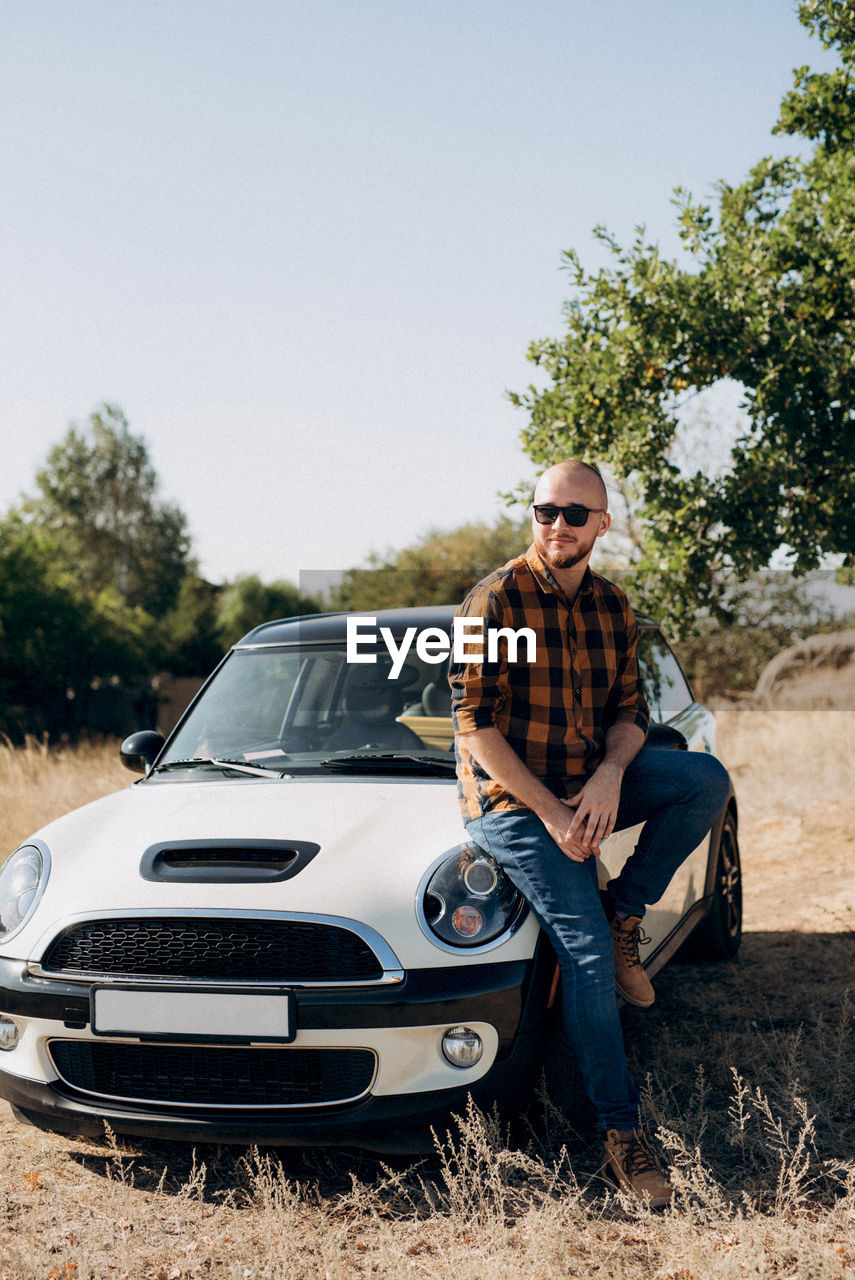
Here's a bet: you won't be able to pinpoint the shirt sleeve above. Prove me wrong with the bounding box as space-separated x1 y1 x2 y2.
604 604 650 736
448 584 510 736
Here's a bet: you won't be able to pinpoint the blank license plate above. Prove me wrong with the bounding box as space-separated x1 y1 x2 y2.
91 987 294 1041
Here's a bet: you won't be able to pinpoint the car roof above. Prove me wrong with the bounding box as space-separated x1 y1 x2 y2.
236 604 659 647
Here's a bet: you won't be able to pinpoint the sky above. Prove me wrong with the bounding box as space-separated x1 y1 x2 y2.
0 1 840 590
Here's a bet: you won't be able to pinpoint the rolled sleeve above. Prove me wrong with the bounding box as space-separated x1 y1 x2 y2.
448 587 509 736
605 612 650 737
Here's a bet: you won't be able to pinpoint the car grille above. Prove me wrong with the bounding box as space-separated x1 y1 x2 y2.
40 917 383 982
49 1040 376 1109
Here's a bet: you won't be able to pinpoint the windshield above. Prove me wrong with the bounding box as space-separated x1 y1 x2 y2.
159 642 454 778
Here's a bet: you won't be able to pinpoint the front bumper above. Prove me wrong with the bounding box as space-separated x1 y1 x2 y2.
0 947 553 1152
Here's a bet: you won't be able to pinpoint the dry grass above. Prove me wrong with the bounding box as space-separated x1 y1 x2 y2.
0 720 854 1279
0 736 129 854
714 708 855 931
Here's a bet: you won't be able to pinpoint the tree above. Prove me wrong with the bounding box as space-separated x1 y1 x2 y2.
512 0 855 632
0 515 152 735
155 572 223 674
216 576 321 648
29 404 191 617
334 516 530 610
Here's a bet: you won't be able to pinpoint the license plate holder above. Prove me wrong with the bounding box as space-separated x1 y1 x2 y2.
90 985 295 1043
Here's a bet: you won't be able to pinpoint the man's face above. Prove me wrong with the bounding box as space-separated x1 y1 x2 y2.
531 471 610 572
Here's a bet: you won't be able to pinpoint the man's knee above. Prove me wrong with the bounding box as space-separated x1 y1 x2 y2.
688 752 730 810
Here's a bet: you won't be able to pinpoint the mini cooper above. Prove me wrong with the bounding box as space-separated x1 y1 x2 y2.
0 607 741 1152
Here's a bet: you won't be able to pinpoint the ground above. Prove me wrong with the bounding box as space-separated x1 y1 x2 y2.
0 709 853 1279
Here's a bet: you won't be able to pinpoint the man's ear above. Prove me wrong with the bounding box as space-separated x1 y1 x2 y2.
597 512 612 537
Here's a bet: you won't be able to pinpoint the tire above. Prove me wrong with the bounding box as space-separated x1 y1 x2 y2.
683 811 742 962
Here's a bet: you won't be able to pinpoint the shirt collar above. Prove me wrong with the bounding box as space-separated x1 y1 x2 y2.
524 544 596 604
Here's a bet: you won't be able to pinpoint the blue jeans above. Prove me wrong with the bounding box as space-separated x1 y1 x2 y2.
465 747 730 1131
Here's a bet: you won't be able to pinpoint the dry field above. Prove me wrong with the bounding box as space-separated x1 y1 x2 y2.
0 717 853 1280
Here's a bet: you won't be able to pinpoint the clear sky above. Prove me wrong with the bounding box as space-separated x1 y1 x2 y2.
0 1 838 588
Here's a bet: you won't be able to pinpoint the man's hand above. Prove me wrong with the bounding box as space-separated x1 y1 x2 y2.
541 803 600 862
458 721 643 864
559 722 646 854
460 727 600 863
562 761 624 850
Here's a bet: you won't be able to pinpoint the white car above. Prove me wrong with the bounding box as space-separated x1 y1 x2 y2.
0 607 741 1152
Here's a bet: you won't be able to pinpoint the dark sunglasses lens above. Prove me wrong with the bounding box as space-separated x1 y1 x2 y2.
564 506 589 526
534 505 589 526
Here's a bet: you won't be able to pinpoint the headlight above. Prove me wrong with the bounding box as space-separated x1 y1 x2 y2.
420 844 526 949
0 845 49 942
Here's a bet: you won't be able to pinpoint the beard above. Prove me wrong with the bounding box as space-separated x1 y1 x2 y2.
538 532 598 570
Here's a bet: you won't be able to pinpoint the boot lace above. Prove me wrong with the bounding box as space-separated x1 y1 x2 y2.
625 1133 660 1179
616 922 651 969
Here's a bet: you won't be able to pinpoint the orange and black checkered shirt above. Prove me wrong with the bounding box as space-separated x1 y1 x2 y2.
449 545 649 821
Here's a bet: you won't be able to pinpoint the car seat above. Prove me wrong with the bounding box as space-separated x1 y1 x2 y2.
324 664 424 752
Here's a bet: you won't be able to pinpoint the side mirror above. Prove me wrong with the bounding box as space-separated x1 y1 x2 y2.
646 723 688 751
120 730 166 775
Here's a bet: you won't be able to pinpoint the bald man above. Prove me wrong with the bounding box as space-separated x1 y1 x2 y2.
449 459 729 1205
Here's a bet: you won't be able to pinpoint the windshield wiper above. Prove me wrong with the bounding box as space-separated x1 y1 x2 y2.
152 757 290 780
319 753 457 776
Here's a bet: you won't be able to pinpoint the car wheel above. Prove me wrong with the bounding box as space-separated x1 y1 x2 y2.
683 811 742 962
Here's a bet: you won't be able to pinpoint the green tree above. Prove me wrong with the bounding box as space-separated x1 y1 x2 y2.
0 518 90 718
0 516 152 734
216 575 321 648
29 403 190 617
512 0 855 632
155 572 223 674
335 516 530 610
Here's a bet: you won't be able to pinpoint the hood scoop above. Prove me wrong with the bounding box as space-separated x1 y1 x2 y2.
140 839 321 884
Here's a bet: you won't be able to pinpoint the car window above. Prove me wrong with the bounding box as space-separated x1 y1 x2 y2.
168 650 302 759
636 629 693 723
288 651 349 729
160 642 455 771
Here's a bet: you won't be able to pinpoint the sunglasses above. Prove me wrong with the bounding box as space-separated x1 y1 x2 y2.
532 504 606 526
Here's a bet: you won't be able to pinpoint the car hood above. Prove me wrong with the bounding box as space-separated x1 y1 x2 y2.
6 776 538 969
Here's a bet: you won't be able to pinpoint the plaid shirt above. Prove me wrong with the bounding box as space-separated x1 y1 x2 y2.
449 545 649 821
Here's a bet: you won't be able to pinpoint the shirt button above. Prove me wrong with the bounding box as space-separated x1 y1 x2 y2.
575 686 582 700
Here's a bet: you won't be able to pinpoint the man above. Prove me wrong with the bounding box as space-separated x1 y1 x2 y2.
448 459 730 1206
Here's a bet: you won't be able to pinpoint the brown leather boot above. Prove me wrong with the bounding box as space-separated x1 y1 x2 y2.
610 915 655 1007
602 1128 673 1207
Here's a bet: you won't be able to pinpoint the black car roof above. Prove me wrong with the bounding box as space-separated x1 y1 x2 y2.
236 604 659 647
